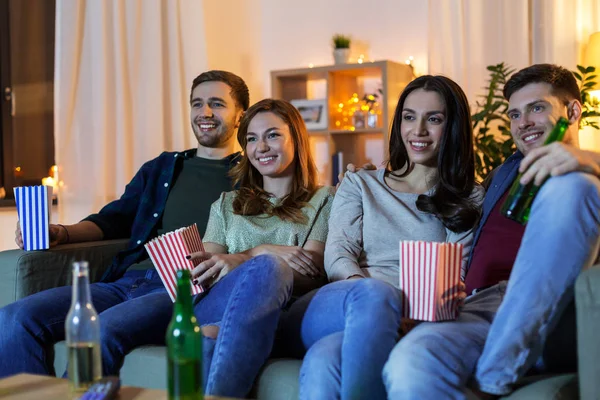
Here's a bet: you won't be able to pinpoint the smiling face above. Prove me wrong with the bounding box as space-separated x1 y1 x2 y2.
245 112 296 179
507 82 580 155
190 81 243 148
400 89 447 167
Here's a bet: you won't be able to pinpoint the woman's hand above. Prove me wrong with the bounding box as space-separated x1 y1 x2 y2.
253 244 321 277
189 251 250 288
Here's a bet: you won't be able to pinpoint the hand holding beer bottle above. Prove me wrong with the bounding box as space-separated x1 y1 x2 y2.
500 117 569 225
167 269 203 400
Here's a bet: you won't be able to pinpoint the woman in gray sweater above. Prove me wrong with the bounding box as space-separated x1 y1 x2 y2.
296 75 483 400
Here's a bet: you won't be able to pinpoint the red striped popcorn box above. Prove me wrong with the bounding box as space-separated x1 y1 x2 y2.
14 186 52 251
144 223 207 302
399 241 463 321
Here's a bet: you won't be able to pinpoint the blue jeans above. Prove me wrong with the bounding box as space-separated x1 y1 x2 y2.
0 254 293 398
383 172 600 398
195 254 293 397
0 268 168 378
293 279 402 400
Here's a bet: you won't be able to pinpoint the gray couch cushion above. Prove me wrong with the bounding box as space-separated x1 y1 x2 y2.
54 344 578 400
0 239 128 308
249 359 577 400
504 374 578 400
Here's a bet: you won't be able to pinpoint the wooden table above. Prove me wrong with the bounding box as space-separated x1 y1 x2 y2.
0 373 240 399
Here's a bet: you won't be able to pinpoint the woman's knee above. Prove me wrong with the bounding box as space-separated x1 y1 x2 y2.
348 278 401 313
251 254 294 286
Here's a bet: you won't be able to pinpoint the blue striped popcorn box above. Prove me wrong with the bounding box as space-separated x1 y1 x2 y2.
399 241 463 321
14 185 52 251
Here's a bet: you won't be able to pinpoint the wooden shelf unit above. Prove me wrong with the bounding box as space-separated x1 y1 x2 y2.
271 60 414 185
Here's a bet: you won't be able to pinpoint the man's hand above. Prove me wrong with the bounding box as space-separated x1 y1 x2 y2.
253 244 321 277
190 251 250 287
15 221 67 249
337 162 377 189
519 143 600 186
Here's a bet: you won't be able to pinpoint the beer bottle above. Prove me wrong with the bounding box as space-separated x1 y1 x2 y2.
500 117 570 225
166 269 203 400
65 261 102 392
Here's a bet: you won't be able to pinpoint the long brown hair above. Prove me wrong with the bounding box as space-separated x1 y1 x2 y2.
230 99 319 223
388 75 479 233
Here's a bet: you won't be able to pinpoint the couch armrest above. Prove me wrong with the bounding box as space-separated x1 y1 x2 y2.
575 265 600 400
0 239 129 308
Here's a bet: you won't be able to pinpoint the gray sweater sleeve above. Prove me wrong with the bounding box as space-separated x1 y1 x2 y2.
324 172 365 281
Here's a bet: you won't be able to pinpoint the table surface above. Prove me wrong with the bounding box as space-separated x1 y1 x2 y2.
0 373 241 399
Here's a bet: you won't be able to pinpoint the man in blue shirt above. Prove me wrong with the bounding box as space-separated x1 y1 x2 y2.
0 70 249 378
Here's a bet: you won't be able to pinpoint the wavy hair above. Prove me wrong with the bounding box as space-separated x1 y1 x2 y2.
230 99 319 223
387 75 479 233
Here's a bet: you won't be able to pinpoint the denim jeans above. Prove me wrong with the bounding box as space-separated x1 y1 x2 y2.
0 254 293 398
290 278 401 400
196 254 293 397
383 172 600 399
0 268 168 378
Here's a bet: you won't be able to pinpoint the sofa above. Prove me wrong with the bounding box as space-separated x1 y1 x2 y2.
0 240 597 400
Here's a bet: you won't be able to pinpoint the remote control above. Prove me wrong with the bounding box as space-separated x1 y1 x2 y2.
78 377 121 400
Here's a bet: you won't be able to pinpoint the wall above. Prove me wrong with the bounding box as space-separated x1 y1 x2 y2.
202 0 429 176
202 0 428 101
257 0 429 98
0 210 18 251
202 0 264 105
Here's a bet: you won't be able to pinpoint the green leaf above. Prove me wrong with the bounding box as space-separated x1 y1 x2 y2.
586 66 596 73
578 65 587 74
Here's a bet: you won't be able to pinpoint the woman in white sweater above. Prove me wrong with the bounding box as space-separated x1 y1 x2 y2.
292 75 483 400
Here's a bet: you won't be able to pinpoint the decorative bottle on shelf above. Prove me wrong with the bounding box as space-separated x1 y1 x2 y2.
500 117 569 225
166 269 203 400
65 261 102 392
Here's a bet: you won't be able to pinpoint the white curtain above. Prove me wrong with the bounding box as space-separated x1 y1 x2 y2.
54 0 207 223
428 0 600 106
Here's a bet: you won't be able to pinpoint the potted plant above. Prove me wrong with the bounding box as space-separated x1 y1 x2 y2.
332 34 351 65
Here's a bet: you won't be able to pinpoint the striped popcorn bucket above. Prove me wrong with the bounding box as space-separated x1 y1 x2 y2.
399 241 462 321
14 186 52 251
145 223 207 302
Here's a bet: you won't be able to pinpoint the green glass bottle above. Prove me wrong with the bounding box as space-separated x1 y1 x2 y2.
500 117 570 225
166 270 203 400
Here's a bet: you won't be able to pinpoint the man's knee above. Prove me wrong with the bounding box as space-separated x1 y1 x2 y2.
539 173 600 208
535 173 600 232
0 302 32 337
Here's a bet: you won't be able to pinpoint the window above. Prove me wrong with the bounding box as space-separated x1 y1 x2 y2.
0 0 55 203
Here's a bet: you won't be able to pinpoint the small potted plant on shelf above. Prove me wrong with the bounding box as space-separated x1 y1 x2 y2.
332 34 351 65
